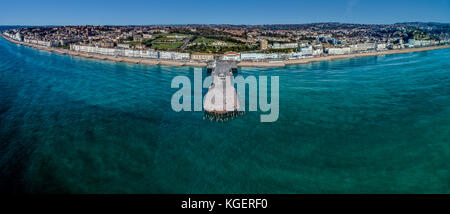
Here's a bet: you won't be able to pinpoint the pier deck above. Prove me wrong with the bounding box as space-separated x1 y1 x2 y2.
207 61 237 73
204 61 240 114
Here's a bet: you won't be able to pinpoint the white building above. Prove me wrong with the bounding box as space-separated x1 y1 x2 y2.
117 43 131 49
159 51 190 60
288 52 303 59
222 52 241 61
272 43 298 49
4 32 24 42
70 45 159 59
299 46 313 56
174 52 190 61
15 32 24 42
59 38 80 46
24 39 59 47
143 34 153 39
278 53 291 59
350 43 376 53
408 39 432 47
312 48 323 56
327 47 351 55
141 50 159 59
159 51 174 60
240 53 279 61
376 43 388 51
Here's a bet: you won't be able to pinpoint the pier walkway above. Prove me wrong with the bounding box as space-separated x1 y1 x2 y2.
204 61 239 114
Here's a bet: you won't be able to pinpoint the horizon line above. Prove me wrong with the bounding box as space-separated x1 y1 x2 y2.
1 21 450 27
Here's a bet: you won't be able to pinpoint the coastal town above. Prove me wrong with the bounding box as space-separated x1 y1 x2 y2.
2 23 450 66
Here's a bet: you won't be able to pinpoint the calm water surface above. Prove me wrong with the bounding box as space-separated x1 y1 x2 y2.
0 37 449 193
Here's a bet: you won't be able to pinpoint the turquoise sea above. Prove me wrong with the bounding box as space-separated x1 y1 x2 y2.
0 36 449 193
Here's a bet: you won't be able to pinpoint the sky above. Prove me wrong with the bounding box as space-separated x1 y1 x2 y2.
1 0 449 25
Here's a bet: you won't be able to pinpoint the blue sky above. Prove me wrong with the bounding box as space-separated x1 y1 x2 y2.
1 0 449 25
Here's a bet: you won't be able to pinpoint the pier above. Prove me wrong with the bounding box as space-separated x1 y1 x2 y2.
203 61 240 116
207 61 238 73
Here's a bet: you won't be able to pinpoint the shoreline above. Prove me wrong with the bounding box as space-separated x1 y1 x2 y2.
2 34 450 68
238 45 450 67
1 34 207 67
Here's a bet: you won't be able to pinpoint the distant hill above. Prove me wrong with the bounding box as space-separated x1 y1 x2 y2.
0 26 33 31
395 22 450 38
396 22 450 26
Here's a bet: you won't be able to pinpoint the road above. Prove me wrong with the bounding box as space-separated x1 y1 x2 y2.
180 37 191 50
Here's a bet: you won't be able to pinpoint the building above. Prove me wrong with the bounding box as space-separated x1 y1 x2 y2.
15 32 24 42
4 32 24 42
143 34 153 39
299 46 313 56
159 51 174 60
191 53 214 61
117 43 131 49
350 43 376 53
133 35 143 42
376 43 387 51
70 44 158 59
141 49 159 59
99 41 115 48
318 36 337 45
174 52 190 61
408 39 432 47
159 51 190 61
222 52 241 61
288 52 303 59
240 53 279 61
27 39 60 47
134 44 146 50
85 28 91 36
260 40 268 50
326 47 351 55
59 38 80 46
312 48 323 56
272 43 298 49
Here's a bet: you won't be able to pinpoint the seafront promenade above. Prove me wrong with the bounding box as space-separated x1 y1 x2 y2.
0 34 207 67
2 33 450 68
239 45 450 67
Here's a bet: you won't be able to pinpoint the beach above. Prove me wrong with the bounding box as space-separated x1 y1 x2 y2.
2 34 449 68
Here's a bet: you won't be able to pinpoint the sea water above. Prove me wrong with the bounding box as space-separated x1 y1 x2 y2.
0 37 449 193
